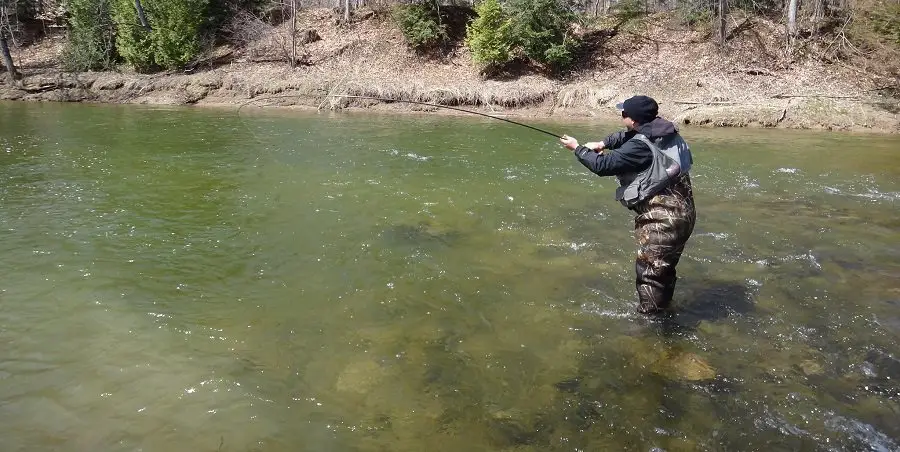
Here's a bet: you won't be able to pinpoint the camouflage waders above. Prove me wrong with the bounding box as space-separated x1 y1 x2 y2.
632 173 696 314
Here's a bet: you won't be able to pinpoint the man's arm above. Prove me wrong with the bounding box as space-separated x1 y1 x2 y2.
601 130 636 150
583 130 636 152
572 139 652 177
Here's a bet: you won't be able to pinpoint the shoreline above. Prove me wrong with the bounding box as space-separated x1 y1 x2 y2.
2 9 897 136
4 78 896 136
4 72 897 137
0 66 900 135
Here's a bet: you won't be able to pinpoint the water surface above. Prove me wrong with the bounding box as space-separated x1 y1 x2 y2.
1 101 899 451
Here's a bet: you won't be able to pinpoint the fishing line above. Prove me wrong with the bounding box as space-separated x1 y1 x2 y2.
327 94 564 139
235 93 564 140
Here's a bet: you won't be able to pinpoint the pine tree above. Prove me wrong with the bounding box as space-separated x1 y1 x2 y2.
111 0 209 72
63 0 117 71
465 0 514 72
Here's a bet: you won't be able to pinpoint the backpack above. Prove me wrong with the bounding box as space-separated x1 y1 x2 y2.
615 133 693 208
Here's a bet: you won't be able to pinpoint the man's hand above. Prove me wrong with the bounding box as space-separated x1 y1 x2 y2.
560 135 579 150
583 141 605 153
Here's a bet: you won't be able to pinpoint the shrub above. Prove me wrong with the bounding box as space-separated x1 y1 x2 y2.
150 0 208 69
507 0 580 70
62 0 117 71
111 0 155 71
676 1 713 26
841 0 900 77
864 1 900 46
111 0 209 72
392 1 448 51
609 0 646 23
465 0 514 69
206 0 270 35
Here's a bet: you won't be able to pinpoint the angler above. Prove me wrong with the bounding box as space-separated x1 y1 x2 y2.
559 95 696 315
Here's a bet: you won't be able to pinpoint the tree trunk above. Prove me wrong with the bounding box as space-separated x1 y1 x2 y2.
0 29 16 82
290 0 296 68
344 0 350 21
718 0 727 47
134 0 151 30
812 0 824 30
787 0 798 51
787 0 798 35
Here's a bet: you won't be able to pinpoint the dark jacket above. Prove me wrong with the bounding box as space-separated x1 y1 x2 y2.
573 117 679 177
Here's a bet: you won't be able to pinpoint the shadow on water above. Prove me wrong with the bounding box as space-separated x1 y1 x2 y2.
546 280 758 440
882 299 900 336
567 277 758 342
859 349 900 399
654 278 758 335
378 221 465 250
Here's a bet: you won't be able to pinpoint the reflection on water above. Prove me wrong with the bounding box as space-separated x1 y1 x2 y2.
1 101 899 451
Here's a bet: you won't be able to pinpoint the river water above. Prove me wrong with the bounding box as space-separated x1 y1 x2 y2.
1 101 898 451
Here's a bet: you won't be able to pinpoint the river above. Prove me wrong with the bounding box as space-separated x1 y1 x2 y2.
1 101 898 451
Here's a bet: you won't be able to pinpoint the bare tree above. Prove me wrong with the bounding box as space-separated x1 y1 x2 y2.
225 0 313 68
718 0 727 47
135 0 151 30
811 0 824 28
0 31 15 81
786 0 798 51
290 0 296 67
0 0 18 81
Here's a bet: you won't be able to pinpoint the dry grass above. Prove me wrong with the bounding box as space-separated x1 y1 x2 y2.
326 82 555 108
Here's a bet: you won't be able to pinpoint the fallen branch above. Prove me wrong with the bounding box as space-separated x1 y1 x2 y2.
730 67 777 76
625 31 706 45
772 93 860 99
672 100 740 105
184 50 236 73
21 83 58 93
725 17 754 41
868 85 899 92
774 94 792 124
611 53 633 69
311 41 358 64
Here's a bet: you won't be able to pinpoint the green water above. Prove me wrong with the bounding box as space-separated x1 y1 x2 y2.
1 101 899 451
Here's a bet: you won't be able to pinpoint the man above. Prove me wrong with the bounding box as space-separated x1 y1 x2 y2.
559 95 696 315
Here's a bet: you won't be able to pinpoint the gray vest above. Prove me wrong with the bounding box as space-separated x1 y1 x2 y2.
615 133 693 208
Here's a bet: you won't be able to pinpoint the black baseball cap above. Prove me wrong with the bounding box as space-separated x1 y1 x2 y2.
615 95 659 124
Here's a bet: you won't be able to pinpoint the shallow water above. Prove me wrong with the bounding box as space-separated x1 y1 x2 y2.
1 101 899 451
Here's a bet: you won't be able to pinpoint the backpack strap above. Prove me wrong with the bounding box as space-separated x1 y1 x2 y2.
634 133 691 175
633 133 660 152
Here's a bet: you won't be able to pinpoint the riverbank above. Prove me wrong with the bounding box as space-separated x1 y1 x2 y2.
2 8 898 134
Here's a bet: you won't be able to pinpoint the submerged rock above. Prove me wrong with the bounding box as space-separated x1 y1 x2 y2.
485 408 544 448
335 359 388 394
652 349 718 382
615 336 717 381
865 349 900 380
798 359 825 377
553 377 581 393
613 335 718 382
380 217 466 249
383 223 452 244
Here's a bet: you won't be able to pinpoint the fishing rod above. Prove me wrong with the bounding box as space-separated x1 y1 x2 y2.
235 94 563 139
